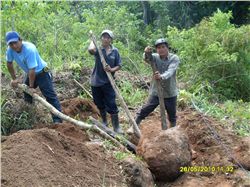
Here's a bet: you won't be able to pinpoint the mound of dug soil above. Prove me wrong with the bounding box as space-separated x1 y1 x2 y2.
136 109 250 186
61 98 99 120
1 123 153 187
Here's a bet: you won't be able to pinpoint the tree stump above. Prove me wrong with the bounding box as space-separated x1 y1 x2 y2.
137 127 192 182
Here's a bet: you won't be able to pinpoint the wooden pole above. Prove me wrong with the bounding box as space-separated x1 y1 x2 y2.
145 54 168 130
17 84 131 152
73 79 93 99
89 31 141 138
89 116 136 153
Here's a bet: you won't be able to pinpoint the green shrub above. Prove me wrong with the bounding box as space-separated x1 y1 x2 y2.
1 109 34 136
168 10 250 101
118 80 147 107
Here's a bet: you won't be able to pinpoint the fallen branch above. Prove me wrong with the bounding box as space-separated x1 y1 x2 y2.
73 79 93 99
17 84 130 152
89 116 136 153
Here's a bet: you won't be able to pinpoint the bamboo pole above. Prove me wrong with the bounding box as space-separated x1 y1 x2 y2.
145 54 168 130
89 31 141 138
17 84 130 152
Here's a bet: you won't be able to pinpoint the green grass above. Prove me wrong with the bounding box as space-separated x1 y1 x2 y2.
114 150 143 161
118 80 148 107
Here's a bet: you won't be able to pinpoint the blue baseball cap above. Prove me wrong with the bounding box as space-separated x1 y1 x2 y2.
6 31 20 45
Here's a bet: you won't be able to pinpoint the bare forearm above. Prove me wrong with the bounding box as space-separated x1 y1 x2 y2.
28 69 36 88
111 65 120 72
7 62 16 80
88 41 96 55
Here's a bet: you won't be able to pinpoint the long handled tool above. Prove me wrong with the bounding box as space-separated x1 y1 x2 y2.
89 31 141 138
145 53 168 130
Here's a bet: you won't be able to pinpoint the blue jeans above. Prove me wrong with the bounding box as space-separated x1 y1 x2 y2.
24 71 62 123
91 83 119 114
136 95 177 123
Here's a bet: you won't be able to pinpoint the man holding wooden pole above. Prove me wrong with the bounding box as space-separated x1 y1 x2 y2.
88 30 123 134
5 31 62 124
128 38 180 133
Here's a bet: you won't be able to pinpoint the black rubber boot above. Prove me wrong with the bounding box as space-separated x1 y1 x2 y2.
135 116 142 126
111 114 123 134
100 110 108 127
170 121 176 127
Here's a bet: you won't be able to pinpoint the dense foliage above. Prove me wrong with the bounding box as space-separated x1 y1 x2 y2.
1 1 249 135
168 10 250 101
2 1 249 101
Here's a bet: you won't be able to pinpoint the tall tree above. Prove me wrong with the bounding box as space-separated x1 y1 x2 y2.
141 1 152 25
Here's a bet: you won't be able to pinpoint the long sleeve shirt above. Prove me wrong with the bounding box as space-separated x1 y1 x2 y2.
144 52 180 98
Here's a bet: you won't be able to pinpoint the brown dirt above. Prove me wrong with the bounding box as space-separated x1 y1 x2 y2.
2 71 250 186
61 98 99 120
1 123 127 187
135 108 250 186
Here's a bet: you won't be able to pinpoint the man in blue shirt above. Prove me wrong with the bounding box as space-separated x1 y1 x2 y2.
5 31 62 124
88 30 123 134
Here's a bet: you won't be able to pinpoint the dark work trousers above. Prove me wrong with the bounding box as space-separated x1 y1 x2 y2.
91 83 119 114
136 95 177 123
24 71 62 123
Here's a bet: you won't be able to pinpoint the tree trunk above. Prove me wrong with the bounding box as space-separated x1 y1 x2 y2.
141 1 152 25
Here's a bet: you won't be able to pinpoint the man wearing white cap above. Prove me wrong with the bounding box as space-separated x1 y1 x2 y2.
88 30 123 134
